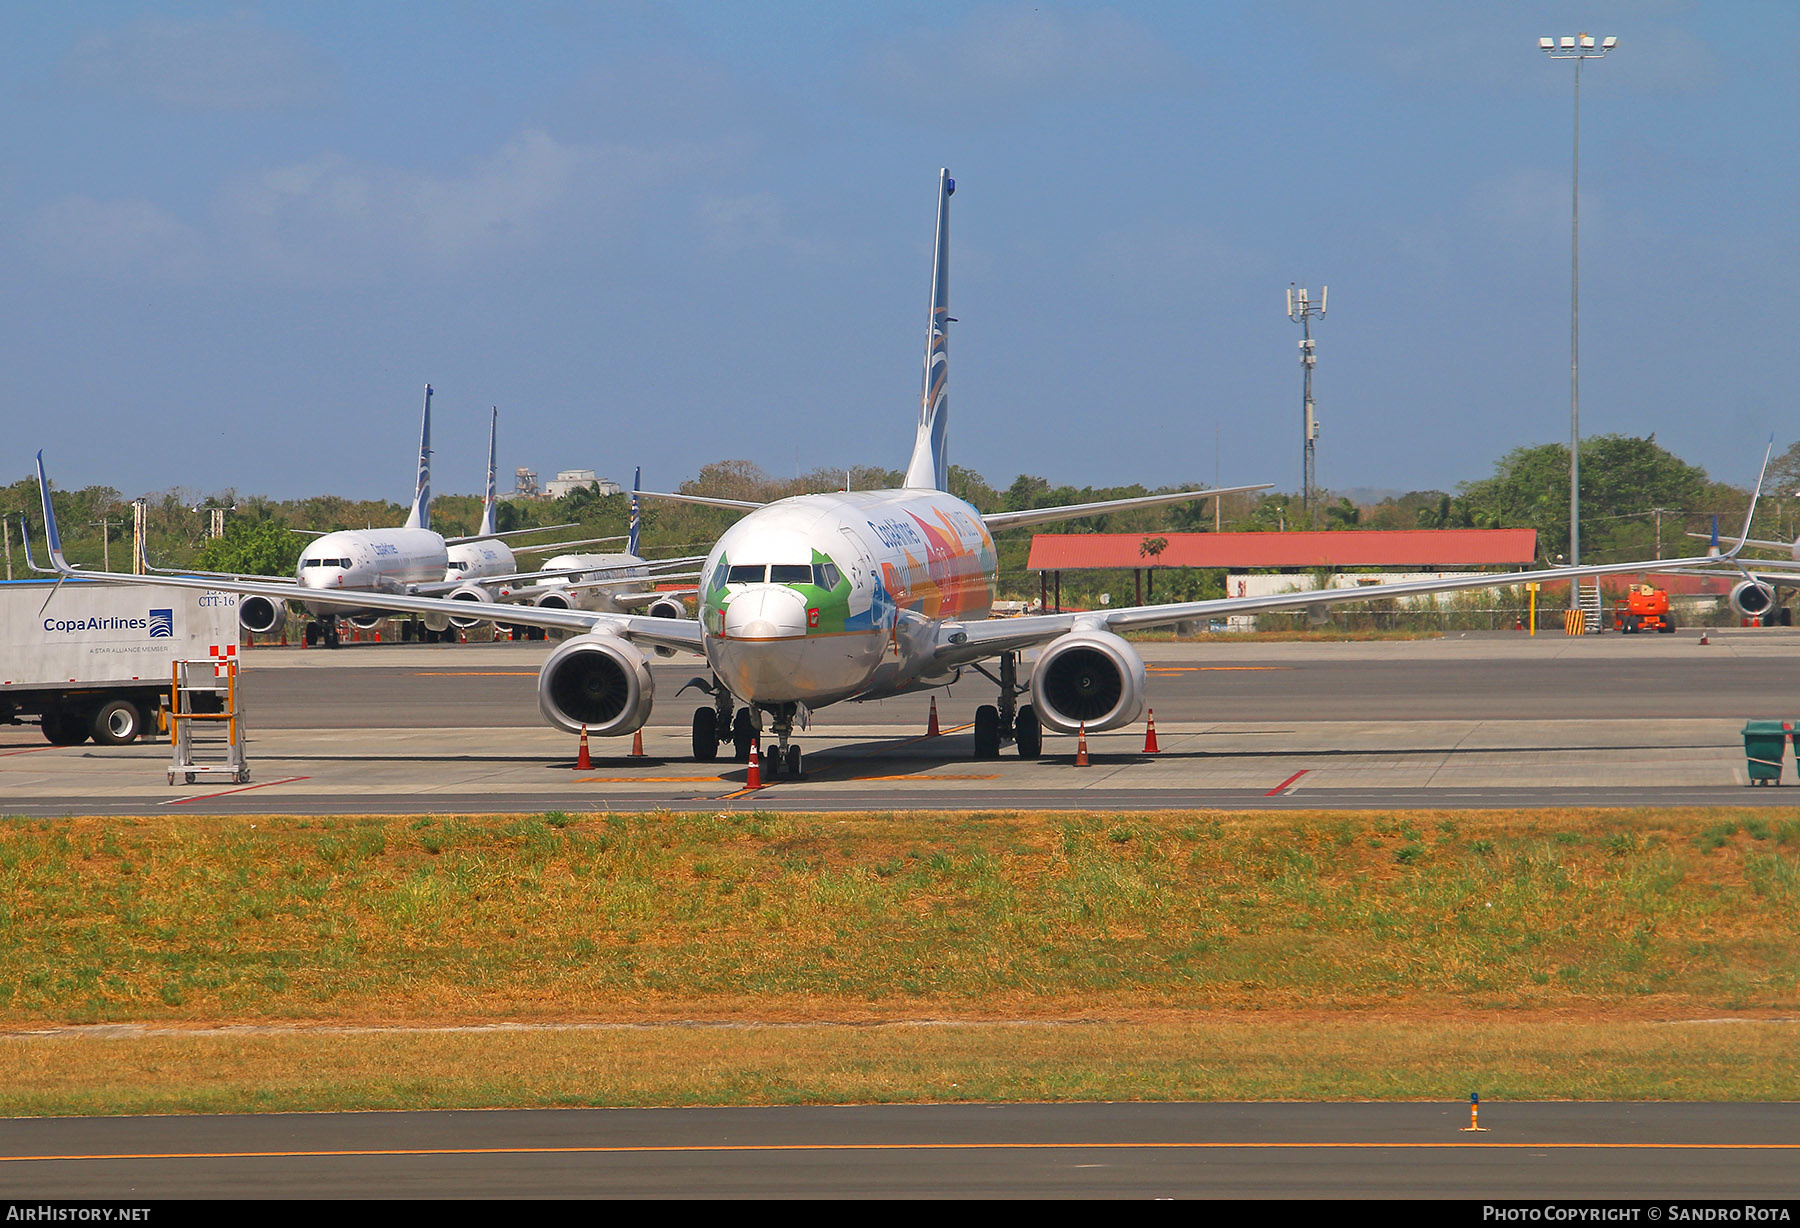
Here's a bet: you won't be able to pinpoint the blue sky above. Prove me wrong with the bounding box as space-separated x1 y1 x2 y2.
3 2 1795 502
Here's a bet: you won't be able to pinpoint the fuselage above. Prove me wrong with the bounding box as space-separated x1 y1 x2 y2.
445 538 518 585
530 552 653 613
701 488 995 707
297 528 448 618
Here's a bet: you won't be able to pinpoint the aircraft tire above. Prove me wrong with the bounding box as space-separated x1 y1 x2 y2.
732 710 755 762
1014 705 1043 759
973 705 1000 759
692 708 720 761
786 746 802 778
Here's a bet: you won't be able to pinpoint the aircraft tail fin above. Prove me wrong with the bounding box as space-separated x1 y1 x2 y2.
903 169 954 491
404 384 433 530
478 406 499 538
628 466 642 557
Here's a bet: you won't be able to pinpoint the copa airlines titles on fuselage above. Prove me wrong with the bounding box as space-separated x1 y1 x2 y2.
296 528 447 617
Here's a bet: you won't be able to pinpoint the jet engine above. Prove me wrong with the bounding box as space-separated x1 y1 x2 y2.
238 595 287 637
645 596 686 620
1028 629 1147 735
447 583 500 629
532 590 573 611
1730 579 1778 620
536 632 655 736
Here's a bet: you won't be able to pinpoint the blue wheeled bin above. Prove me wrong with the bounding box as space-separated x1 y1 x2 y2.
1741 720 1791 785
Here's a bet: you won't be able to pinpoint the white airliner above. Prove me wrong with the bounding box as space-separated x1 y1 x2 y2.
31 170 1762 775
177 391 594 646
524 469 704 622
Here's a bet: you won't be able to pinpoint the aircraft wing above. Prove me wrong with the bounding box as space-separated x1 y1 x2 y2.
981 483 1273 533
927 548 1751 669
441 522 579 546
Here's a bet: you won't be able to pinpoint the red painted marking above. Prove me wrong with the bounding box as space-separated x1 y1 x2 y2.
161 776 310 806
1265 770 1308 796
0 745 61 758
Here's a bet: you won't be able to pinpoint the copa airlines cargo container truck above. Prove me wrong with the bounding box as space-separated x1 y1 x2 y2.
0 579 240 745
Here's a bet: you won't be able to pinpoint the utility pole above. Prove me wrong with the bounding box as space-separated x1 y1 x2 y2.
90 520 114 572
1287 285 1326 528
131 499 148 575
1540 32 1617 602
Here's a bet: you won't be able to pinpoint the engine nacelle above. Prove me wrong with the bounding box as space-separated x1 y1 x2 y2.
537 633 655 737
1028 630 1147 735
1731 579 1778 619
239 596 287 636
447 583 500 629
532 590 573 611
645 595 686 620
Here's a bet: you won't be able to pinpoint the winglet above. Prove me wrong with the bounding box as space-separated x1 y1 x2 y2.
16 513 51 574
628 466 642 556
404 383 434 530
1708 514 1720 558
1725 436 1776 559
33 451 76 574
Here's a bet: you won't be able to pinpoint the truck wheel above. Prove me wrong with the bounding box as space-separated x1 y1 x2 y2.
91 699 143 745
42 713 89 746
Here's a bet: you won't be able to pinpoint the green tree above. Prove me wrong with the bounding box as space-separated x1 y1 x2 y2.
198 519 302 577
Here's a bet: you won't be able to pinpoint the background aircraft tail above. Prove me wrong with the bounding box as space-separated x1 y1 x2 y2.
629 466 642 556
404 384 434 530
478 406 499 538
903 169 954 491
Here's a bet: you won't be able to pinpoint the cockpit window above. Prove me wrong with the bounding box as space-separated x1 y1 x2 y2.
727 564 767 584
448 560 467 572
769 564 811 584
814 561 842 589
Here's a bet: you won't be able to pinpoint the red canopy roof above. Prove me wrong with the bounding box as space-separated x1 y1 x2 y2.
1027 529 1540 570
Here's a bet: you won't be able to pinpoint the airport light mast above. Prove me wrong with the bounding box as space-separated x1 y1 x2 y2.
1287 284 1326 529
1540 32 1617 603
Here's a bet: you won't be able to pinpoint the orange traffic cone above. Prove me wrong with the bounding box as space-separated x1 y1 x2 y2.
1076 722 1089 767
1699 630 1709 645
745 740 763 789
927 696 941 737
575 724 592 771
1143 709 1160 755
630 728 645 757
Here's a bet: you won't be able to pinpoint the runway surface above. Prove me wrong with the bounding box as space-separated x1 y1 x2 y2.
2 1102 1796 1199
6 629 1800 815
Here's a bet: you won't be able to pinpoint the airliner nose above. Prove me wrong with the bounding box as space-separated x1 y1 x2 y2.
723 585 808 640
715 585 810 701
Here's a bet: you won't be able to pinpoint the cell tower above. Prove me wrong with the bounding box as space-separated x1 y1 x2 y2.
1287 284 1327 527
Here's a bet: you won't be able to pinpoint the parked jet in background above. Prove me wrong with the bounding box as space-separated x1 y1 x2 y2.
30 170 1761 775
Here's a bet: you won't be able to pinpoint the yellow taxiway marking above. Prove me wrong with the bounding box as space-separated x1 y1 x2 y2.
7 1141 1797 1164
577 777 724 783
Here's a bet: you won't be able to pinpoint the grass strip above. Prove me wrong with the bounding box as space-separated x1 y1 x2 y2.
2 808 1796 1026
0 1019 1793 1117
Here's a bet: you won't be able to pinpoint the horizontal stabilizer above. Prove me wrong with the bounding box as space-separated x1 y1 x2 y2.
635 490 766 512
983 483 1274 532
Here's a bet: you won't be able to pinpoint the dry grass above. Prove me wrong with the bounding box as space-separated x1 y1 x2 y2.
1 1017 1792 1116
1 808 1794 1028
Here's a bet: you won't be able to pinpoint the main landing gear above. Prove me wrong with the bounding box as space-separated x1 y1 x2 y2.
970 651 1041 760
